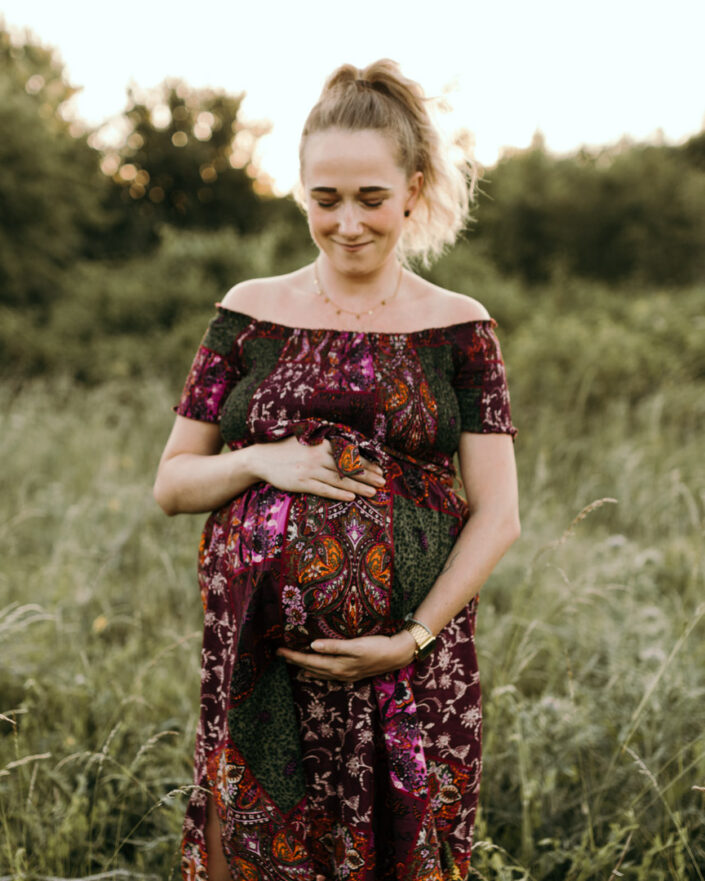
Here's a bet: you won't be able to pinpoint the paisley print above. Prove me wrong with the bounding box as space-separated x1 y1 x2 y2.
374 334 439 455
333 438 366 476
173 306 516 880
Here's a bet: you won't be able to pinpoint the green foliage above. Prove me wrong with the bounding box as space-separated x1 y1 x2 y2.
681 130 705 173
0 27 109 311
475 137 705 286
0 221 315 382
4 223 703 407
0 25 308 326
0 378 203 877
102 79 277 254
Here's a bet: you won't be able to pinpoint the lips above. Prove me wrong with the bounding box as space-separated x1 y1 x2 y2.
335 241 372 252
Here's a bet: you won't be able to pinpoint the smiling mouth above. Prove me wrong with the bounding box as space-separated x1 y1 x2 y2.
335 241 372 250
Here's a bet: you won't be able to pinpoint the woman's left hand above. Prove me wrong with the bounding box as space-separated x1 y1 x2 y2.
276 631 417 682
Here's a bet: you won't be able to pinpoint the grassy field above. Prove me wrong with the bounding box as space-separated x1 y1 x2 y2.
1 286 704 879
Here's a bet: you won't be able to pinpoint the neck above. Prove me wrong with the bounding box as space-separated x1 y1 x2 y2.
315 255 402 303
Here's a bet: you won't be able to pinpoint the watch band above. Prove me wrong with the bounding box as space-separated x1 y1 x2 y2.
405 615 433 637
403 615 436 661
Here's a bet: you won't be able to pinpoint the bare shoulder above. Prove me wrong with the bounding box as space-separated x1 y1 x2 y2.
439 289 492 323
220 276 283 315
219 267 318 324
413 278 491 324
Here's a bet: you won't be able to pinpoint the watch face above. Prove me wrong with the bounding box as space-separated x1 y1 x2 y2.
416 636 436 661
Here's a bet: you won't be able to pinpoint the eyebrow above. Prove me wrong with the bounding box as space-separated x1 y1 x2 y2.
310 186 392 194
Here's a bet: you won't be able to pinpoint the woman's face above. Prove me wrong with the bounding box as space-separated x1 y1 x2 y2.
301 127 422 277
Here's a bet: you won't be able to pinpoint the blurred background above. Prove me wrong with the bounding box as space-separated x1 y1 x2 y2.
1 2 704 879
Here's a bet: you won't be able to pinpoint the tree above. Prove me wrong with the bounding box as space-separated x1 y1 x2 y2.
680 128 705 173
476 140 558 283
0 25 108 310
101 79 276 252
474 134 705 286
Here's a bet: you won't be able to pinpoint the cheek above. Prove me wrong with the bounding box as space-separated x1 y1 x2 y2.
374 203 404 228
308 207 336 234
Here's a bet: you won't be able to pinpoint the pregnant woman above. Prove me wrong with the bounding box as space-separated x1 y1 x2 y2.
154 59 520 881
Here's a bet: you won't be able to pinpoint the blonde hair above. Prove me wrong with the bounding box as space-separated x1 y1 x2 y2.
296 59 479 268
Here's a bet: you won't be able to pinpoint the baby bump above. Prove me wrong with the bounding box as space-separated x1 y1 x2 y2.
200 477 463 650
201 482 395 647
279 489 395 648
279 487 464 649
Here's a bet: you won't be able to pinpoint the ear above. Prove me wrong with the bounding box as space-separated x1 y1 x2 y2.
405 170 424 214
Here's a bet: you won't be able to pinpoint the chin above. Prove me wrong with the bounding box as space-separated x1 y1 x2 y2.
323 245 392 275
333 261 370 279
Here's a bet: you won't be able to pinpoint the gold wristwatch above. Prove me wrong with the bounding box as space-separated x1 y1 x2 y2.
403 614 436 661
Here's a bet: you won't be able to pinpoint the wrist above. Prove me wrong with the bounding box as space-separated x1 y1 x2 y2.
391 629 417 666
235 443 262 485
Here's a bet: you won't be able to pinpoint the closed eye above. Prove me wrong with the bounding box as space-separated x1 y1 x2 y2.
315 198 384 209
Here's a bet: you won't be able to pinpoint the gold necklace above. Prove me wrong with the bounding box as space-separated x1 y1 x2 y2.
313 261 403 320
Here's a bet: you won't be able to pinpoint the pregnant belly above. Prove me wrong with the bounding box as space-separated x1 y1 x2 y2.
198 481 395 650
200 474 463 652
280 488 395 648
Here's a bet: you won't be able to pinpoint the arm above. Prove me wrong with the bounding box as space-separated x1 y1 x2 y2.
153 415 386 516
153 416 258 516
411 432 520 635
277 431 520 680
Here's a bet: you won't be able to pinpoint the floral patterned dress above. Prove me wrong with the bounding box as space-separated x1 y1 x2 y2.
174 305 516 881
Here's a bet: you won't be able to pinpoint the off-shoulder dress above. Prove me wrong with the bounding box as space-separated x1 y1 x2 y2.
173 305 517 881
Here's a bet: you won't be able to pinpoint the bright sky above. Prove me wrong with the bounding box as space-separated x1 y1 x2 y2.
2 0 704 194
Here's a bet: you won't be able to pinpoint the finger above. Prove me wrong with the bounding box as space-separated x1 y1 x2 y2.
306 479 357 501
363 469 386 488
361 457 385 478
340 476 379 497
345 467 386 489
333 471 385 495
309 639 359 656
307 477 377 500
277 647 344 675
299 661 346 681
280 648 348 677
277 647 315 664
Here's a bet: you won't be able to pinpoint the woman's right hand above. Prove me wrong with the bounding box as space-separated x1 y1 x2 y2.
250 435 386 501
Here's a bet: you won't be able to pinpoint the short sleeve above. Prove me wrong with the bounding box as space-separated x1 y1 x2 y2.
451 320 518 438
173 307 250 423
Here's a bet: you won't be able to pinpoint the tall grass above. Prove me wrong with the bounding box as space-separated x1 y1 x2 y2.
1 299 704 877
1 379 203 877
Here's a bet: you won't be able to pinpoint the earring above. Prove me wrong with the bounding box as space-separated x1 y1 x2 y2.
404 210 410 217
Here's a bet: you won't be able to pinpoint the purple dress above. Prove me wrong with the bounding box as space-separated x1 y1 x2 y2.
174 305 516 881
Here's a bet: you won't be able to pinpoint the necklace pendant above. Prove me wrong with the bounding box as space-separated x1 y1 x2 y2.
312 260 404 325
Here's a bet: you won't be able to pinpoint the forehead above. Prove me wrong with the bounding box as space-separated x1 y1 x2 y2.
302 128 405 187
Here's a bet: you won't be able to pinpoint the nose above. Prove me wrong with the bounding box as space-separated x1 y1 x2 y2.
337 203 364 238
